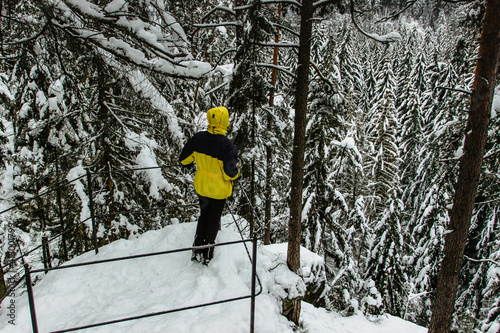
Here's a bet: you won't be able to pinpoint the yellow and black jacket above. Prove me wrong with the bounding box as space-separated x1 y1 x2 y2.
179 130 239 200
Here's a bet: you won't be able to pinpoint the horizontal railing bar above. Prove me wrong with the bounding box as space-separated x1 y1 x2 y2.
11 216 93 263
31 239 252 273
90 164 182 176
13 203 198 263
94 203 197 219
0 163 184 216
49 290 262 333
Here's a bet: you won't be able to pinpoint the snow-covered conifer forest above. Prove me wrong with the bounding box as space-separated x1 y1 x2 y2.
0 0 499 332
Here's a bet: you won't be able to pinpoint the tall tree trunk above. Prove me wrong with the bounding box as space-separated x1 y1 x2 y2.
234 0 245 48
428 0 500 331
286 0 314 325
265 4 282 246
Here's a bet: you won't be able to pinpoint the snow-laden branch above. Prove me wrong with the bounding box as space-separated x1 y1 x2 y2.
127 69 184 144
58 0 189 59
26 0 219 79
235 0 301 11
201 5 237 22
256 63 295 77
271 23 300 37
313 0 341 9
332 137 363 162
349 0 402 45
464 255 500 266
193 22 242 29
253 41 299 48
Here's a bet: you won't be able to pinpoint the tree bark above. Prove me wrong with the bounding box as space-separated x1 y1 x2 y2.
265 4 282 246
428 0 500 331
286 0 314 324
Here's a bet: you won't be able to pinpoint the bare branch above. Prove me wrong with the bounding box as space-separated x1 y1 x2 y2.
375 0 419 23
0 20 49 46
262 0 302 7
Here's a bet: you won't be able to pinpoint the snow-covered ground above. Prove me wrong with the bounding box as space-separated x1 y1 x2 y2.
0 218 427 333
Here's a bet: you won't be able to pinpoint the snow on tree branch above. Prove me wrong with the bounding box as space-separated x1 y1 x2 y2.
349 0 402 45
6 0 219 79
235 0 302 11
256 63 295 77
200 5 237 23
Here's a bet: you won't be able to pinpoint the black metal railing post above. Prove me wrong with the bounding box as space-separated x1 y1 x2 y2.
86 168 98 254
24 264 39 333
250 236 257 333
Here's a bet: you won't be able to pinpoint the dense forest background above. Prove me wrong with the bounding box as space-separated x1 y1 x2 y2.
0 0 499 332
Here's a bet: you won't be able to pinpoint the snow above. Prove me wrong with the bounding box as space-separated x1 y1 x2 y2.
124 131 173 198
66 162 91 228
332 137 355 149
301 303 426 333
0 80 13 101
0 220 427 333
104 0 127 13
492 85 499 119
366 31 402 43
127 70 183 143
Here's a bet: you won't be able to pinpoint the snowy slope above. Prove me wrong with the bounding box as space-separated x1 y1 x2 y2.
0 218 427 333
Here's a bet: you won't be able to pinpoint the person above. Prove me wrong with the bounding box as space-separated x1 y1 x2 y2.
179 106 239 265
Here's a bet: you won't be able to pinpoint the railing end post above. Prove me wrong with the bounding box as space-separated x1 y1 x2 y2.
24 264 39 333
250 236 257 333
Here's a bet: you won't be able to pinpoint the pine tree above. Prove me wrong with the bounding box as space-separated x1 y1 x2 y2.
362 55 407 316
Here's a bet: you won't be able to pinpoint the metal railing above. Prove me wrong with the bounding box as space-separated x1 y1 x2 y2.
1 165 263 333
24 238 262 333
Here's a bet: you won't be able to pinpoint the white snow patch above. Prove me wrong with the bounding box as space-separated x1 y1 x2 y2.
66 162 91 228
492 85 500 119
0 220 427 333
124 131 172 198
127 70 183 143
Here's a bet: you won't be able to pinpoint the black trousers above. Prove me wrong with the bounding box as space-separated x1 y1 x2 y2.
194 195 226 260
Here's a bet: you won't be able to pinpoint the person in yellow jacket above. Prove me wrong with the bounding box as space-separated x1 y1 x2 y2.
179 106 239 265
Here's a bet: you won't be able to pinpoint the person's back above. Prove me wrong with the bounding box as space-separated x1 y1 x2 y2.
179 106 239 265
179 130 238 199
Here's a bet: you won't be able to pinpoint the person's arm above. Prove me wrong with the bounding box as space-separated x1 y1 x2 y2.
179 136 195 166
223 141 239 180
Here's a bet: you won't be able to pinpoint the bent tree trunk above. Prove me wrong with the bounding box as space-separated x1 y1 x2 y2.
428 0 500 331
